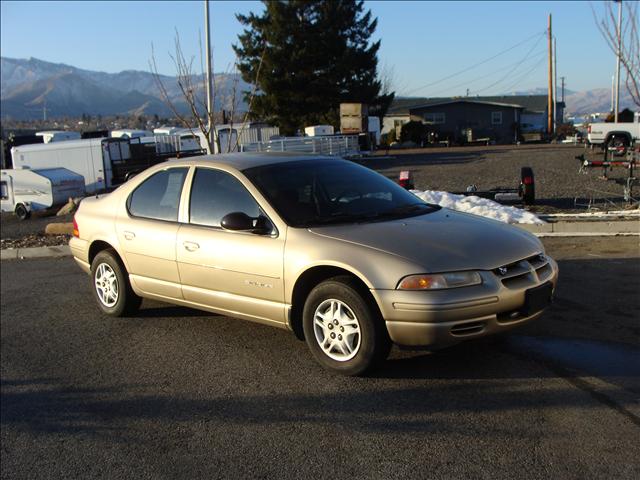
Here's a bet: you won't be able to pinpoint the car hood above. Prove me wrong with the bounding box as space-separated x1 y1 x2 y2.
308 208 543 272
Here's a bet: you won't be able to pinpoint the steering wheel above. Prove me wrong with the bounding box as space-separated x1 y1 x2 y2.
334 189 363 203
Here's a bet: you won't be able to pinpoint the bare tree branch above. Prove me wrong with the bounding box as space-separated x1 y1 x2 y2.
592 1 640 108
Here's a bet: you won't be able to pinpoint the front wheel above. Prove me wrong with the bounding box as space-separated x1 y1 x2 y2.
91 249 141 316
302 276 391 376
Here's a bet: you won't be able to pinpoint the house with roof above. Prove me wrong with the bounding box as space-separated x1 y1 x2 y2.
382 95 564 144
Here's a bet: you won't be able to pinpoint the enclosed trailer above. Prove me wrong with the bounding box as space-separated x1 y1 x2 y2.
111 129 153 139
1 168 85 219
36 131 81 143
11 138 131 194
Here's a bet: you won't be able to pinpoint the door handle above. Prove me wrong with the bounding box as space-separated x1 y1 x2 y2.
123 231 136 240
183 241 200 252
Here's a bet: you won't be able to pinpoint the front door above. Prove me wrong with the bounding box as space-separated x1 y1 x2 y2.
116 167 189 299
176 167 286 325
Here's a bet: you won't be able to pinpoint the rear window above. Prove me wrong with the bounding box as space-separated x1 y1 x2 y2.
127 168 188 222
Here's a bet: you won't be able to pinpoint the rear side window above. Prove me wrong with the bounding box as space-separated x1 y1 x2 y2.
0 181 8 200
127 168 188 221
189 168 260 227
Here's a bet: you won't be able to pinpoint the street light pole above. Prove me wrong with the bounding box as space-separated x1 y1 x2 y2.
204 0 214 150
614 0 622 122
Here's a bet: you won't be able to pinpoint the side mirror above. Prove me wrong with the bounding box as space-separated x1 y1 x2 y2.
221 212 273 235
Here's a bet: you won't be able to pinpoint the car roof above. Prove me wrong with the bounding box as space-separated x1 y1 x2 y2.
166 152 341 171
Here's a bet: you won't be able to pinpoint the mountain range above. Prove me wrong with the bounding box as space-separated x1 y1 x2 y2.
0 56 636 120
1 57 250 120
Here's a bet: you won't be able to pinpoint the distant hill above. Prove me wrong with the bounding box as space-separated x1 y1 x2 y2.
1 57 251 120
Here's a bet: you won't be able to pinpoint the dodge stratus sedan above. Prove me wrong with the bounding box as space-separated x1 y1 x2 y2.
70 153 558 375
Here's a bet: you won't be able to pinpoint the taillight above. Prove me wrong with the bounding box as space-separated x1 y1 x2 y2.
587 125 591 134
73 216 79 237
523 176 534 185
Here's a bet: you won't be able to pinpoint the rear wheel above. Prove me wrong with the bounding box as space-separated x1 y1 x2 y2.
90 249 141 316
607 135 629 157
302 276 391 376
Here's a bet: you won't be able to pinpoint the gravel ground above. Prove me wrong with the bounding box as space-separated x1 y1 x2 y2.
366 143 638 214
1 144 636 249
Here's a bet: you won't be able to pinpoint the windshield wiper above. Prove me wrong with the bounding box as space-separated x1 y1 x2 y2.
376 203 439 218
310 212 378 225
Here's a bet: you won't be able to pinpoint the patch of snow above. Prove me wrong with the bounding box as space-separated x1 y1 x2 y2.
411 190 544 225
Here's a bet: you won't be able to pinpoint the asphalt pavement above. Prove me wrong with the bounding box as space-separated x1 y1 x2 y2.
1 237 639 479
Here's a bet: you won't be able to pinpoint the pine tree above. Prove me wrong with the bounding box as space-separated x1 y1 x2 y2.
234 0 394 135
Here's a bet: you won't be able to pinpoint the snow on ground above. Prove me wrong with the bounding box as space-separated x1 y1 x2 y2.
411 190 544 225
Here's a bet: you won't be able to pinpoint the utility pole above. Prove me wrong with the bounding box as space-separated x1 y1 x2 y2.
611 75 615 112
561 76 565 103
204 0 214 150
614 0 622 122
43 99 47 122
553 36 557 132
547 14 553 136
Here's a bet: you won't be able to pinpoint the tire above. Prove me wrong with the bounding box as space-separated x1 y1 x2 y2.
302 276 391 376
520 166 535 205
15 204 31 220
608 135 629 157
90 249 141 316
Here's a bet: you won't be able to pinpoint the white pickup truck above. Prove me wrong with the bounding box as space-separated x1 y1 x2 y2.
587 112 639 154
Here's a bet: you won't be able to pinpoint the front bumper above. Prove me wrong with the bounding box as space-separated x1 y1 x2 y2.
371 257 559 347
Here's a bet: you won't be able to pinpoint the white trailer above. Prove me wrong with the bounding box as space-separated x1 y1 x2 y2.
305 125 335 137
1 168 85 220
35 131 81 143
11 138 131 194
111 129 153 139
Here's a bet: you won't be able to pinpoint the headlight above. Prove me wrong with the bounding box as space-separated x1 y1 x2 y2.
397 272 482 290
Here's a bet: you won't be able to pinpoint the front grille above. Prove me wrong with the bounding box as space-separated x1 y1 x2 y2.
494 253 551 288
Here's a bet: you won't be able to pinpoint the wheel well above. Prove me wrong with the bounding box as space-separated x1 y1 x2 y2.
289 266 374 341
88 240 117 265
605 132 631 144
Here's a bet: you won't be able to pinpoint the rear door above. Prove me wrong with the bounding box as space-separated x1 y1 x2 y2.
116 166 189 299
176 167 286 325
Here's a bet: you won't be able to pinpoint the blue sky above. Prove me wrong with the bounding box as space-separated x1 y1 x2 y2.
0 1 618 96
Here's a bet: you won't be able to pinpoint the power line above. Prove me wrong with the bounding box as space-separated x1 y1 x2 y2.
427 49 546 97
500 56 547 94
470 33 546 95
403 30 546 96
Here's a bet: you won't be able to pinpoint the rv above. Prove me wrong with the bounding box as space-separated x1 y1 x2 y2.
35 131 82 143
1 168 85 220
11 138 132 194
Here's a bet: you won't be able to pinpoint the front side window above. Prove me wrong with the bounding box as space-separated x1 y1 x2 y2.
127 168 188 221
491 112 503 125
189 168 260 228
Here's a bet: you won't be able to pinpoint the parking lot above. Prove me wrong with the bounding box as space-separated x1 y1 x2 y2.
1 236 639 479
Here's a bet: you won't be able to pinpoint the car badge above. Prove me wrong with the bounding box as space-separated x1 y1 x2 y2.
498 267 508 276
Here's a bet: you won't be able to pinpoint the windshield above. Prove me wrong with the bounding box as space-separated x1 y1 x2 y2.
243 158 439 227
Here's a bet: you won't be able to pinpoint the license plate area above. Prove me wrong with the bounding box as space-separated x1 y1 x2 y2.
522 282 553 316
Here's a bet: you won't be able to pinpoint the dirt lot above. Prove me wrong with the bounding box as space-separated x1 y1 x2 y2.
1 144 637 246
366 143 636 213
